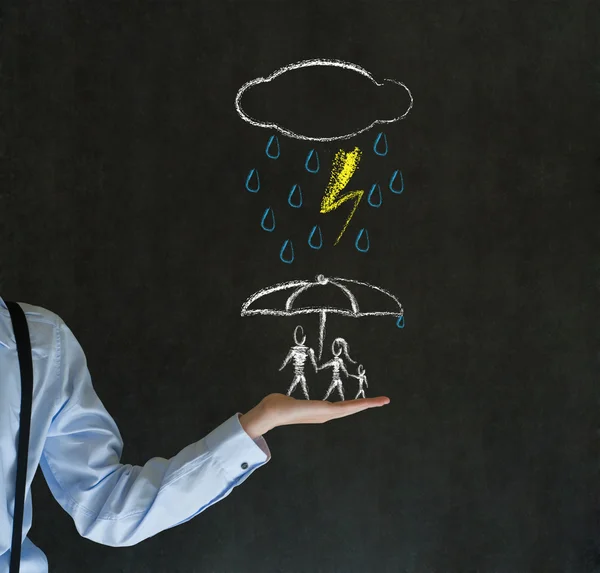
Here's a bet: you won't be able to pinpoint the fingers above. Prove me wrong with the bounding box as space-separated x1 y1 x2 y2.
335 396 390 408
324 396 390 421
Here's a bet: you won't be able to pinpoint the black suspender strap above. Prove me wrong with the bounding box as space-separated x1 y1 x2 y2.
6 302 33 573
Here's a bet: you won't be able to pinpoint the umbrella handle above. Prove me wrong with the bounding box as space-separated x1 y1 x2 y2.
318 311 327 360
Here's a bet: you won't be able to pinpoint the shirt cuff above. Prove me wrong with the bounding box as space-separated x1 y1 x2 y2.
203 413 271 483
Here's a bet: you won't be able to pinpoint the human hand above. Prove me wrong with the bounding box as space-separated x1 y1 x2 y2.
239 393 390 439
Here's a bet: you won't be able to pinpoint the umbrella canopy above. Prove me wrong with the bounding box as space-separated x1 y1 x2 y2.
241 274 404 357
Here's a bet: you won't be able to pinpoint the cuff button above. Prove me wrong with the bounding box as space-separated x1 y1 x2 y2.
241 462 249 470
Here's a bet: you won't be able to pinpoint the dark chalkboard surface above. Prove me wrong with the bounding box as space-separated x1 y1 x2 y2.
2 1 600 571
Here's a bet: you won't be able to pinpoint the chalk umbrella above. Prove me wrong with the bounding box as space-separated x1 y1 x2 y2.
241 274 404 359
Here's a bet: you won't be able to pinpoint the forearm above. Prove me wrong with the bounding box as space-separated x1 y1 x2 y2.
42 412 270 546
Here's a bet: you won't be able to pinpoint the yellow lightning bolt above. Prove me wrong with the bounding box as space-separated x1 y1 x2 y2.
320 147 363 245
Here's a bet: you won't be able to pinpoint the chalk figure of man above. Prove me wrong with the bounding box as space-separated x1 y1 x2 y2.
350 364 369 399
319 337 355 401
279 325 318 399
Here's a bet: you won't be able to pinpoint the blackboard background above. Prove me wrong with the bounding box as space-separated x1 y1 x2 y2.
2 1 600 571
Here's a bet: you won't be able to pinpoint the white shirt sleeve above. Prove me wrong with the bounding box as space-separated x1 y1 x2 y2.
39 319 271 547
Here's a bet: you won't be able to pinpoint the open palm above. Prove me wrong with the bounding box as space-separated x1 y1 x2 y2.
263 392 389 427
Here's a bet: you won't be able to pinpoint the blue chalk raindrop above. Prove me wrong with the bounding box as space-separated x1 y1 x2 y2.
245 168 260 193
396 315 405 329
265 135 280 159
305 149 320 173
260 207 275 232
367 183 383 207
355 228 370 252
373 132 388 156
288 184 303 208
280 239 295 264
308 225 323 249
389 170 404 194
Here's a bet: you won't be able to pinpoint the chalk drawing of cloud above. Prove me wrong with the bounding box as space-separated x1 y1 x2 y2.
235 59 413 142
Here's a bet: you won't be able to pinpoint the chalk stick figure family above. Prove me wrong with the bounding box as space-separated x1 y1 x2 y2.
279 325 368 401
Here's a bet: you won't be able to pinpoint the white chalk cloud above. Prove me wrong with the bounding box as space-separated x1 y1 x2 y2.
235 59 413 142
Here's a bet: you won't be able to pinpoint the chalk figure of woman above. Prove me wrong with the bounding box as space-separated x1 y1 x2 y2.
350 364 368 399
319 337 356 401
279 325 318 399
